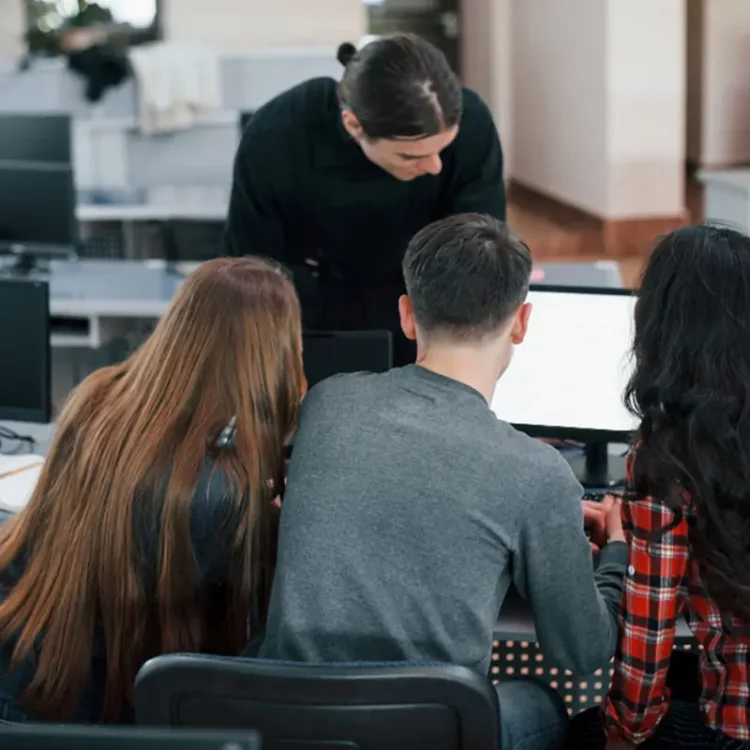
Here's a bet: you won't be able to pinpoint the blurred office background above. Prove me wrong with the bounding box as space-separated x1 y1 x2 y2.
0 0 749 407
2 0 748 279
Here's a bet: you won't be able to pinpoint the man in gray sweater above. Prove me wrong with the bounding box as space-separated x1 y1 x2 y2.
260 214 627 750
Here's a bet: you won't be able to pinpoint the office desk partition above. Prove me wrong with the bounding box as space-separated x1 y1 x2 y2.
30 259 184 348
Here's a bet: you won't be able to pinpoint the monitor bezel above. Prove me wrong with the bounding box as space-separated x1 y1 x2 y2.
0 278 51 424
302 330 394 377
506 284 638 444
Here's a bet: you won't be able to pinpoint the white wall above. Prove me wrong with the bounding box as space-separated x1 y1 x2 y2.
511 0 609 216
607 0 686 218
694 0 750 167
461 0 513 177
0 0 24 64
511 0 685 220
164 0 367 49
686 0 704 165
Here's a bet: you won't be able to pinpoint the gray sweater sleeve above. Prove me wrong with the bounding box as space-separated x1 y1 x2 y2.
511 458 627 676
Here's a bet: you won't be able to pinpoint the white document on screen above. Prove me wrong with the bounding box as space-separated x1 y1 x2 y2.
491 291 639 434
0 455 44 514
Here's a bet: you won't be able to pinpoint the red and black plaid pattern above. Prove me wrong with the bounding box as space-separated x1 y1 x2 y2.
603 498 750 745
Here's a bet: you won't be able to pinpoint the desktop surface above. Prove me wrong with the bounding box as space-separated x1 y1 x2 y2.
532 261 622 289
0 279 51 423
491 287 638 439
45 259 184 306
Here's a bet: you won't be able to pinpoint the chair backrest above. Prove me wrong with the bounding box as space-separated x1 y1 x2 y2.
0 724 261 750
135 655 499 750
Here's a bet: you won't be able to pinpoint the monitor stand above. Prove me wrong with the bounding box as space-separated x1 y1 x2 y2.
0 245 75 277
565 442 627 490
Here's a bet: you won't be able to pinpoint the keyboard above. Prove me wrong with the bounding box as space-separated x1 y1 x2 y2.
583 491 623 503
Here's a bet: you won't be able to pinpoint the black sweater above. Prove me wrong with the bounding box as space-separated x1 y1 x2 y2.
225 77 506 285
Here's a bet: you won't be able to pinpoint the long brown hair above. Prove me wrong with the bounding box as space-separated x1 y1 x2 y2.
0 257 304 721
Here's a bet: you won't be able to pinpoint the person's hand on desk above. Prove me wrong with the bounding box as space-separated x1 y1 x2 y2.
583 495 625 551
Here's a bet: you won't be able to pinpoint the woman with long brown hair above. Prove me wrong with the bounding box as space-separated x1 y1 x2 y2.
0 257 305 724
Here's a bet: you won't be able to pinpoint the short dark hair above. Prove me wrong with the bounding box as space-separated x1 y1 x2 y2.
336 34 462 140
403 214 532 340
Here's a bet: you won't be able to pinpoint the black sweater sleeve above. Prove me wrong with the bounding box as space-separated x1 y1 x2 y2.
445 93 507 222
224 128 291 262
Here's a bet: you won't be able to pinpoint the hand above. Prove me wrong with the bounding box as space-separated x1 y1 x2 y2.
583 500 608 551
603 495 625 544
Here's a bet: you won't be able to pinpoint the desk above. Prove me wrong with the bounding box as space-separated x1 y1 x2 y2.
77 187 229 259
494 586 694 715
77 186 229 223
38 259 184 348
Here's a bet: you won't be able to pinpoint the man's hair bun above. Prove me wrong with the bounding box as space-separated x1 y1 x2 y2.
336 42 357 67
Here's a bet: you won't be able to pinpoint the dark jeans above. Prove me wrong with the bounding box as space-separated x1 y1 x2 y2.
293 264 416 368
496 679 568 750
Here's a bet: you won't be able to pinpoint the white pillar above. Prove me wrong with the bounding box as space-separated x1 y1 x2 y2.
688 0 750 168
461 0 513 177
511 0 686 222
0 0 24 65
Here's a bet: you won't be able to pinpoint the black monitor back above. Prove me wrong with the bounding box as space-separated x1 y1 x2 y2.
0 164 77 251
0 725 261 750
0 279 51 423
303 331 393 387
0 115 71 164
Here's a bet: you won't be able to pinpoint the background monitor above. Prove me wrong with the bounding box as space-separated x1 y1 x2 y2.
0 724 261 750
0 279 51 423
491 287 638 486
303 331 393 388
0 164 77 252
0 115 71 164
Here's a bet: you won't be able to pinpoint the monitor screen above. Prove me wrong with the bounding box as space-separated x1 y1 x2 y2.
0 115 71 164
0 279 50 423
303 331 393 387
0 165 77 250
491 288 638 437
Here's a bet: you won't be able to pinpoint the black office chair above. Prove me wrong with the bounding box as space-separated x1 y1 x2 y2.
0 724 261 750
135 655 500 750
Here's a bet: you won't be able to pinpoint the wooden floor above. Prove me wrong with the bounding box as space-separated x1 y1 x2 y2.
508 173 703 289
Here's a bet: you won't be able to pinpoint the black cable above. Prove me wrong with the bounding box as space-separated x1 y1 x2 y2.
0 425 36 455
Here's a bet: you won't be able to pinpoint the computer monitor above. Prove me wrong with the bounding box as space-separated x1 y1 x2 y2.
0 724 261 750
0 163 77 267
491 286 638 487
0 279 51 423
0 115 72 164
303 331 393 388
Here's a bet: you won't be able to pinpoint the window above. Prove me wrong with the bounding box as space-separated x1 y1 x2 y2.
26 0 162 53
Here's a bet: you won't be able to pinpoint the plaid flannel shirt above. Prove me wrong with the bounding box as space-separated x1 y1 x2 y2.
603 497 750 744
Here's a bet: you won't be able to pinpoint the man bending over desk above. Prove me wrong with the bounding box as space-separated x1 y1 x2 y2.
260 214 627 750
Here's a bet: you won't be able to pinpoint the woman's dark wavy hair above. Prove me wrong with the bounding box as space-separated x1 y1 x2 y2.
626 225 750 619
